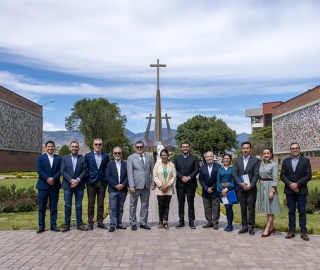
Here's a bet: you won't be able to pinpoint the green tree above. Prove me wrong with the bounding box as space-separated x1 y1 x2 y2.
58 144 70 156
249 126 272 156
65 98 128 153
175 115 238 157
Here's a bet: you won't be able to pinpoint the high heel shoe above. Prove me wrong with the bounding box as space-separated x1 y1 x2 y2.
261 232 270 237
269 228 276 235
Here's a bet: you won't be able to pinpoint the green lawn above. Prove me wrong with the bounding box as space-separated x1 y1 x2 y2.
0 177 109 231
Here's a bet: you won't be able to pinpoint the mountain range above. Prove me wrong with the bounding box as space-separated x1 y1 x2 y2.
43 129 249 148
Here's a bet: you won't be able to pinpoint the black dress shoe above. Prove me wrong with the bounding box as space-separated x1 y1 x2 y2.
238 227 248 234
109 227 115 232
77 225 88 231
36 227 45 233
61 226 70 232
131 225 137 231
97 223 108 229
50 227 60 232
87 224 94 230
249 228 255 235
116 224 127 230
189 221 196 229
140 224 151 230
176 220 185 229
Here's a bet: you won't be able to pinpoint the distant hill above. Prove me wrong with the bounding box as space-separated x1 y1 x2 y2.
237 132 250 147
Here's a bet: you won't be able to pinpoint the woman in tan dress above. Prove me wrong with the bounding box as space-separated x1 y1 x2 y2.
153 149 176 229
257 148 281 237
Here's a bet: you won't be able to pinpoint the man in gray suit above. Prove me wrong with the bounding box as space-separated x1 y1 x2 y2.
60 141 88 232
127 141 155 230
233 141 259 235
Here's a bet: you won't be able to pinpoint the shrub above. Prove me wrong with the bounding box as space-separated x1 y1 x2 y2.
1 200 17 213
307 187 320 208
305 205 315 214
15 198 37 212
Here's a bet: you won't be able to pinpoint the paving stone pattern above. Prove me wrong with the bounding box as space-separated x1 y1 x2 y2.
1 193 320 269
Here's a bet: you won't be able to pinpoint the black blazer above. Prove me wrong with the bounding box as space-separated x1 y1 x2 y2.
173 154 199 189
199 162 221 198
233 155 260 189
106 160 128 193
280 156 312 195
61 154 87 191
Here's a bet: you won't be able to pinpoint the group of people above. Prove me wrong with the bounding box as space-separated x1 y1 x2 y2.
36 139 312 241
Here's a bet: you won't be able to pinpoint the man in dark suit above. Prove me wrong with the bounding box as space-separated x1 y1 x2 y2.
281 143 312 241
174 142 199 229
106 147 128 232
60 141 88 232
36 140 62 233
233 141 259 235
199 151 221 229
127 141 155 231
85 138 109 230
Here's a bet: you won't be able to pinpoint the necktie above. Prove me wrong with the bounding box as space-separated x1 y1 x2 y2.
140 155 145 166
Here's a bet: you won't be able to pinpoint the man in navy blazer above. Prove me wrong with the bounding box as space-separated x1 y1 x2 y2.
233 141 259 235
60 141 88 232
199 151 221 229
106 147 128 232
281 143 312 241
36 140 62 233
85 138 109 230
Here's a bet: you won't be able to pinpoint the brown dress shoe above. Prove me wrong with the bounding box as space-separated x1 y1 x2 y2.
61 226 70 232
301 232 309 241
202 223 213 228
285 231 295 239
77 225 88 231
213 224 219 230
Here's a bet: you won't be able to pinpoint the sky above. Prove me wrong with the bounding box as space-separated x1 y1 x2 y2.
1 0 320 135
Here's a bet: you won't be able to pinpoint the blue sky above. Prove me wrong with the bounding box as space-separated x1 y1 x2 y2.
1 1 320 135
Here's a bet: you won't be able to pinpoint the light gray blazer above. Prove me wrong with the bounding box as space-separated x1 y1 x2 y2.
127 152 154 189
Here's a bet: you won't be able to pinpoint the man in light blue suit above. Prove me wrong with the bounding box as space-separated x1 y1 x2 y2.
60 141 88 232
36 140 62 233
127 141 155 231
85 138 109 230
106 147 128 232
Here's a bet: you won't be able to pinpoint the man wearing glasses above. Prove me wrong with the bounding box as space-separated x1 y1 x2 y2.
174 142 199 229
127 141 155 230
106 147 128 232
85 138 109 230
281 143 312 241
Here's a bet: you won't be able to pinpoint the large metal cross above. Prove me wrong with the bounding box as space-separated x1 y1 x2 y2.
150 59 166 90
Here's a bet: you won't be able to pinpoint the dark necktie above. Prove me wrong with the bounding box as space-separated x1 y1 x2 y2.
140 155 145 166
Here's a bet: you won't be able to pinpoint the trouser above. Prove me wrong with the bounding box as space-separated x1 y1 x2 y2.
202 197 220 225
109 191 127 227
129 188 150 225
286 193 307 233
225 204 234 228
176 186 196 221
157 195 172 221
87 180 106 224
38 188 59 228
64 189 84 226
236 187 257 229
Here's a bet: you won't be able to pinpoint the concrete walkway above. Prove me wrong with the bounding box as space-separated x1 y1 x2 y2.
1 193 320 269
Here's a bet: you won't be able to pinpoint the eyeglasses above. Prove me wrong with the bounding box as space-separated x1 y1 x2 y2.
135 146 144 149
113 152 121 155
94 144 102 146
290 148 299 150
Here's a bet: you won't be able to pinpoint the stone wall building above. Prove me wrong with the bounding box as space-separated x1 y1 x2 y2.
272 85 320 171
0 86 42 171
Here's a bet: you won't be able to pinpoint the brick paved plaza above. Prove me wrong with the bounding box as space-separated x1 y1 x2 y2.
1 193 320 269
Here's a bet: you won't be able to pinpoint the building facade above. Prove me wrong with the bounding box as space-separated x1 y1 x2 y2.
245 102 282 132
272 86 320 171
0 86 42 171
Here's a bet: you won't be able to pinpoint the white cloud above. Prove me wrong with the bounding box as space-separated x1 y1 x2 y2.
43 121 66 131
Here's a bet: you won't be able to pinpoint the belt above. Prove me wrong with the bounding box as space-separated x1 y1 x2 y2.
221 182 231 187
261 178 273 181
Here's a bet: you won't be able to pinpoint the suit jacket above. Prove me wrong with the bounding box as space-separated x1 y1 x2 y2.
153 161 176 196
85 151 109 186
127 152 154 189
199 162 221 198
280 156 312 195
233 155 260 189
106 160 128 193
36 153 62 190
61 154 87 191
174 154 199 189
